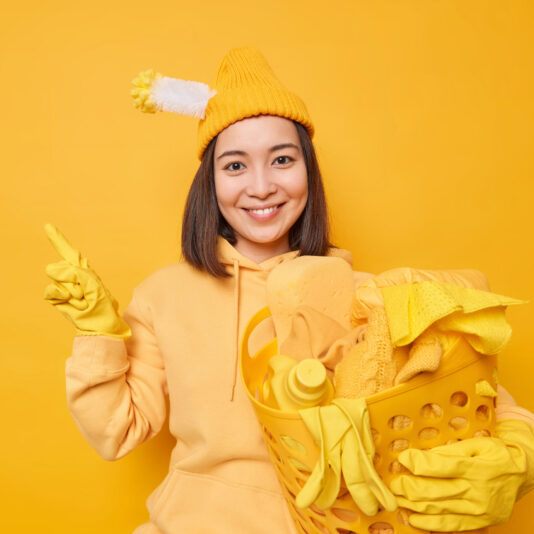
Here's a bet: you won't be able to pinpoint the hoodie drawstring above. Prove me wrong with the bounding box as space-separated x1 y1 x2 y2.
230 258 241 402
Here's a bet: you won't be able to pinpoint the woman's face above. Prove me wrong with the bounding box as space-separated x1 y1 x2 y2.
213 115 308 263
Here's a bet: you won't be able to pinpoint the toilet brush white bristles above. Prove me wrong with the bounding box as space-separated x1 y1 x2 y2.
151 76 217 119
131 69 217 119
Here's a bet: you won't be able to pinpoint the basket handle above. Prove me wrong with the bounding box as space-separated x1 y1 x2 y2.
240 306 272 361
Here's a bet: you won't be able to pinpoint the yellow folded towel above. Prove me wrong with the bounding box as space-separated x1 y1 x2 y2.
351 267 492 325
381 281 527 354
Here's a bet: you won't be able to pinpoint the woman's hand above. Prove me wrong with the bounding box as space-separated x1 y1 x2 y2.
389 434 527 531
43 223 132 339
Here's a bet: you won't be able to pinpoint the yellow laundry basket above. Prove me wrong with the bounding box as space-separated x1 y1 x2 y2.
240 307 497 534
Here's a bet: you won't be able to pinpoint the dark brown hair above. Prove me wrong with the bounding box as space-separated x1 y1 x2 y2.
181 119 331 277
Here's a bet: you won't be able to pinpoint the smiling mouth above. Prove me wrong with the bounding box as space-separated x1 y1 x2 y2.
244 203 285 215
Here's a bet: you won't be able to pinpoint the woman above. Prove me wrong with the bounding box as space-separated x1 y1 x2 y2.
44 46 533 533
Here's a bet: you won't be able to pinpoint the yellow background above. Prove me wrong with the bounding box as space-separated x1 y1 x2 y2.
1 0 533 531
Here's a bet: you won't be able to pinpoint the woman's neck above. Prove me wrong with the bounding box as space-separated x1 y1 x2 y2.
233 236 291 264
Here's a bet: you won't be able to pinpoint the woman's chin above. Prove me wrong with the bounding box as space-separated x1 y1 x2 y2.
235 231 290 252
248 234 286 246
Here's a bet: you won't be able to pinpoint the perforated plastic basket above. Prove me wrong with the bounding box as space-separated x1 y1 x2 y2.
240 307 496 534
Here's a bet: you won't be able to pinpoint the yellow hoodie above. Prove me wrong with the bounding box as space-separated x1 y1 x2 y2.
65 238 530 533
65 237 355 533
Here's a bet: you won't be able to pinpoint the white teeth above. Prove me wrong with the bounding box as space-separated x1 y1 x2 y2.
248 206 278 215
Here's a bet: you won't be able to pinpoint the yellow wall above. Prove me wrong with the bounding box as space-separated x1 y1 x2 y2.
1 1 532 531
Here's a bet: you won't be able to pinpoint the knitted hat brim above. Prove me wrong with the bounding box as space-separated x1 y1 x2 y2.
197 86 314 160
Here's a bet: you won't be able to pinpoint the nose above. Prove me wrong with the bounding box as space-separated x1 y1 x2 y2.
245 167 278 199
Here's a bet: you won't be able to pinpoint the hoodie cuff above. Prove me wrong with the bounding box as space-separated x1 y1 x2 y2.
496 385 534 426
66 334 129 373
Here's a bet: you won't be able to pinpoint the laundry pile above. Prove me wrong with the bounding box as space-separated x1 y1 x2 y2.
258 256 525 519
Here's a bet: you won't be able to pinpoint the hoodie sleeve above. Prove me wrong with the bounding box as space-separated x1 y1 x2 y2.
497 385 534 425
65 287 168 461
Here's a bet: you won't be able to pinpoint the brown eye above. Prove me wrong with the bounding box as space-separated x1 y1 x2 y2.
224 162 244 171
274 156 294 165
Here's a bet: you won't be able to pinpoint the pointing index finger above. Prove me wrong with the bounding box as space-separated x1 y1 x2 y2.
44 223 82 266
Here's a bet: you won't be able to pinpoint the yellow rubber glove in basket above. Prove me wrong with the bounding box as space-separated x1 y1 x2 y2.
296 398 397 515
43 223 132 339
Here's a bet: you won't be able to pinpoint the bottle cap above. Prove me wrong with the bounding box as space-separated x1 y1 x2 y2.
286 359 328 406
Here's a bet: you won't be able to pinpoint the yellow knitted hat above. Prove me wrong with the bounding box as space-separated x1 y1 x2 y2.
131 46 314 160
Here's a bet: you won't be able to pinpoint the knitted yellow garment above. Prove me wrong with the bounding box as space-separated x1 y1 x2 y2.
333 306 403 399
333 308 443 398
393 327 443 385
381 281 527 354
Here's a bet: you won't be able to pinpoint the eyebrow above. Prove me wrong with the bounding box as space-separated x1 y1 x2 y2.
215 143 300 161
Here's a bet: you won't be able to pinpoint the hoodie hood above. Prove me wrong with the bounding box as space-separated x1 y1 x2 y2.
215 236 353 401
216 236 353 272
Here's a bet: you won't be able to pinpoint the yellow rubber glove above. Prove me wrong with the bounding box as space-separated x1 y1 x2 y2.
297 398 397 516
296 404 344 511
389 430 528 531
43 223 132 339
334 398 398 515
